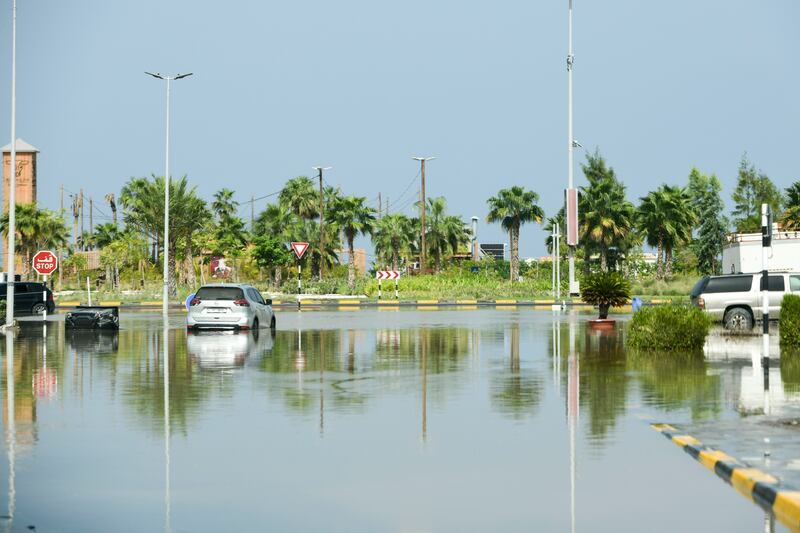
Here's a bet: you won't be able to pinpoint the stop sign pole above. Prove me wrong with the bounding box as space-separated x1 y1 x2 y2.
32 250 58 321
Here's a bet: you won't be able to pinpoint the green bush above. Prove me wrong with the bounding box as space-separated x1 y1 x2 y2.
581 272 631 319
780 294 800 349
626 305 711 351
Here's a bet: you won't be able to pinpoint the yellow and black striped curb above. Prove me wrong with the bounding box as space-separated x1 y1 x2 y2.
652 423 800 530
56 300 599 309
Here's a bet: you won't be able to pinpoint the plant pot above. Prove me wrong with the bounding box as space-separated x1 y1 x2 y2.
588 319 616 330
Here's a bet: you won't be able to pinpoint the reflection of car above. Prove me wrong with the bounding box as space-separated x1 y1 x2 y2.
691 272 800 330
0 282 55 315
187 284 275 331
66 329 120 355
65 306 119 330
186 329 273 370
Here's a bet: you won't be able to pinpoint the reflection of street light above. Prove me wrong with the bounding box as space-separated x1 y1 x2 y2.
4 0 19 328
145 72 193 317
5 333 17 527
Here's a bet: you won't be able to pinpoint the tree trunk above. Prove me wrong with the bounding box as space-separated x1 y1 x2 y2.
168 245 178 297
347 236 356 292
392 251 398 272
600 247 608 273
184 239 196 289
665 247 673 279
510 224 520 282
599 303 610 319
656 234 664 280
582 244 591 275
274 266 282 288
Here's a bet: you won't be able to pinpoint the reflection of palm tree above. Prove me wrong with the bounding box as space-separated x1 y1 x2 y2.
490 324 543 420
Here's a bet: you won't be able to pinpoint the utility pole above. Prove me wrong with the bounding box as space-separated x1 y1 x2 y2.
250 195 255 231
79 189 85 250
312 166 331 280
412 157 435 272
60 185 64 214
385 196 389 217
378 193 382 220
4 0 17 328
89 197 93 246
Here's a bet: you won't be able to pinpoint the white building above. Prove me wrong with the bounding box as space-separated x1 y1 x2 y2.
722 226 800 274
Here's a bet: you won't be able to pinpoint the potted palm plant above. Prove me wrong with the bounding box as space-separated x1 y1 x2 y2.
580 272 631 329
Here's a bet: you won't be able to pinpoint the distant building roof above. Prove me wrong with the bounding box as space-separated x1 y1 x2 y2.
1 138 39 153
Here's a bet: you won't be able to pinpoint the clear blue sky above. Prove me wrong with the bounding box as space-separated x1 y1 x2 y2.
1 0 798 257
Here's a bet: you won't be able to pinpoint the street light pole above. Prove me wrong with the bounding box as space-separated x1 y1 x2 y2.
312 166 332 280
146 72 193 318
4 0 18 329
566 0 578 295
412 156 435 272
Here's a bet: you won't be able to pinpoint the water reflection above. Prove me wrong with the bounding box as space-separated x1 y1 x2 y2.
0 311 792 531
490 323 543 420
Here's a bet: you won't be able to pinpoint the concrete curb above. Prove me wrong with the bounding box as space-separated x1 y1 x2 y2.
652 423 800 530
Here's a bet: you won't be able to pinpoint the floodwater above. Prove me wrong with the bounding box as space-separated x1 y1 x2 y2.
0 309 794 532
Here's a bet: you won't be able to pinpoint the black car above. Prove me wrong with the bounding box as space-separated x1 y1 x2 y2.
0 282 56 315
65 306 119 330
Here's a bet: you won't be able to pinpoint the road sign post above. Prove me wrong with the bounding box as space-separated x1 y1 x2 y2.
291 242 309 309
32 250 58 321
376 271 401 300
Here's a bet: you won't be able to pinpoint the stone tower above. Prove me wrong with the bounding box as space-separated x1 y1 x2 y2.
2 138 38 212
2 138 39 265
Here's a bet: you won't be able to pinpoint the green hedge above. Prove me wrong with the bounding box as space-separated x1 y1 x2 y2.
626 305 711 351
780 294 800 349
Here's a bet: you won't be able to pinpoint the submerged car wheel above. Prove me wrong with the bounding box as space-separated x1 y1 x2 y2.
270 316 276 331
724 307 753 331
31 303 47 314
252 318 259 330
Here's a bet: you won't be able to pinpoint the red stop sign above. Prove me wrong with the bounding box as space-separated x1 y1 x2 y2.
32 250 58 276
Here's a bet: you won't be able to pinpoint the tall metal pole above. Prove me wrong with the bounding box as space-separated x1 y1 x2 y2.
412 157 435 272
5 0 17 328
146 71 192 318
566 0 577 295
163 77 171 318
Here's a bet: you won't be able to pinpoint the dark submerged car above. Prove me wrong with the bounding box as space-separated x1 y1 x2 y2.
65 306 119 330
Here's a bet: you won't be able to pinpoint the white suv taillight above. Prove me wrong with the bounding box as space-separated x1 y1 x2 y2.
697 297 705 310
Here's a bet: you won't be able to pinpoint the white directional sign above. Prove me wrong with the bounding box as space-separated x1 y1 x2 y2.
376 271 401 280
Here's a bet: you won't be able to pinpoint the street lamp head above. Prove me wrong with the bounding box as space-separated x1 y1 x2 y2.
145 71 164 80
412 156 436 162
312 166 333 171
174 72 193 80
571 139 583 148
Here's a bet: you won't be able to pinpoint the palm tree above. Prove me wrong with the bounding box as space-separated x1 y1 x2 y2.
93 222 120 248
579 152 635 272
105 193 117 227
279 176 318 219
487 186 545 282
0 203 69 278
373 214 414 271
120 175 207 296
254 203 298 286
330 196 376 291
420 197 469 272
780 182 800 230
637 185 697 279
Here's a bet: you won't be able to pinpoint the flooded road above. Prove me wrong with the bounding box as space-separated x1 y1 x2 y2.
0 309 792 532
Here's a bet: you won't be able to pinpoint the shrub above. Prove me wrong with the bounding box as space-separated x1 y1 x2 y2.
626 305 711 351
581 272 631 319
780 294 800 349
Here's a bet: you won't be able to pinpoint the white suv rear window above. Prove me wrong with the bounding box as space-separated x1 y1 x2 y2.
195 287 244 301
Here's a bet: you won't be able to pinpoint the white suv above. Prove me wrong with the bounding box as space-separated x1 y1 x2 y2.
187 284 275 331
691 272 800 330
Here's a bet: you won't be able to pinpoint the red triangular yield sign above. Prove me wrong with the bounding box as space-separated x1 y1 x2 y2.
291 241 310 259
